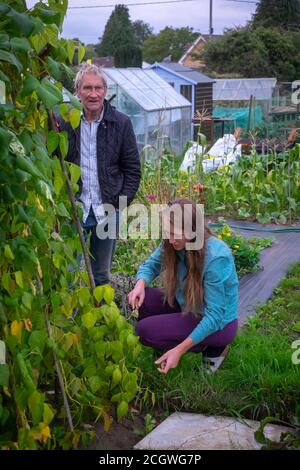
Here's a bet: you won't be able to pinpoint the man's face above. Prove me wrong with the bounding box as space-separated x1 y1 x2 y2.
77 73 107 116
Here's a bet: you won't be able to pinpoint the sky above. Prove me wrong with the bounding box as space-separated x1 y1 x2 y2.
27 0 258 45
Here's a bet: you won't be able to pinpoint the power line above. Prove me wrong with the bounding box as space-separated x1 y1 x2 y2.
68 0 258 10
69 0 202 9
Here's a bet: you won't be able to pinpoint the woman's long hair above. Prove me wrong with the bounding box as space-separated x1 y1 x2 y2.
162 199 212 313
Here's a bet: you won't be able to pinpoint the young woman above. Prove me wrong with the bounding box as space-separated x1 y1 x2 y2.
127 199 238 374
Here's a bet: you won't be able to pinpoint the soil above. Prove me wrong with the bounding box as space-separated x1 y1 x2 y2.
88 415 145 450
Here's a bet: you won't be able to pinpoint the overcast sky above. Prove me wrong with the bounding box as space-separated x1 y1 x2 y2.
27 0 258 45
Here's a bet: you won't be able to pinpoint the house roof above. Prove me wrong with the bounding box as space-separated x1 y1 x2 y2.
151 62 215 85
92 56 114 68
102 68 192 112
179 33 223 64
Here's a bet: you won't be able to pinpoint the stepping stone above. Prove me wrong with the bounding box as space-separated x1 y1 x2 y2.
134 412 290 450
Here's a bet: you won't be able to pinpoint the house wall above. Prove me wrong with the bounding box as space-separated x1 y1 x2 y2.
151 67 191 95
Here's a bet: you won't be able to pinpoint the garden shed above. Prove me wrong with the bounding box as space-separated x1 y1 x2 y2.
102 68 192 158
212 78 277 135
149 62 215 142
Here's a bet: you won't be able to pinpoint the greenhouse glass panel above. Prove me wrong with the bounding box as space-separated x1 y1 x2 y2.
102 68 192 156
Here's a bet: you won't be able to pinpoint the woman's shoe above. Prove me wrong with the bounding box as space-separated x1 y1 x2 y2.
202 345 229 374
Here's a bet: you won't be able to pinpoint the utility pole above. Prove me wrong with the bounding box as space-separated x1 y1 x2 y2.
209 0 213 36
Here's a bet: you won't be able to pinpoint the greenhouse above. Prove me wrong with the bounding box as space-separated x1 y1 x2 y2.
212 78 277 135
102 68 192 158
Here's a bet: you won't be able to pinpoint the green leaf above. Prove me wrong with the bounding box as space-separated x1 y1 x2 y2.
43 403 55 426
0 126 12 159
14 271 23 288
10 183 27 201
0 49 22 72
68 162 81 184
28 390 44 425
56 202 71 218
6 8 35 37
0 364 9 386
15 154 46 182
103 285 114 304
22 292 32 310
66 40 75 63
17 204 30 224
2 273 12 294
31 220 47 242
81 310 98 329
4 244 14 260
88 376 102 393
94 285 104 303
63 89 82 111
21 75 40 97
36 180 54 202
47 130 59 155
69 108 81 129
46 56 61 81
78 43 85 64
111 367 122 389
28 331 47 355
292 322 300 332
35 7 61 27
36 79 62 109
78 287 90 307
117 400 128 421
10 37 30 52
59 132 69 158
54 166 64 196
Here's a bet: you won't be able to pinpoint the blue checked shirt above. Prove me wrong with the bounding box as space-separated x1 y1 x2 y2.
79 110 106 223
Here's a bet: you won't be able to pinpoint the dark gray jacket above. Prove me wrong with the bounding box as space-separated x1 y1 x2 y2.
58 100 141 208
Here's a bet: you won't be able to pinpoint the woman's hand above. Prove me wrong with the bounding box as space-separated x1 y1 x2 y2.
127 279 146 309
154 337 195 374
155 347 183 374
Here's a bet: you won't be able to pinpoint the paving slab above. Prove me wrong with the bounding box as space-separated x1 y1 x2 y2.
134 412 290 450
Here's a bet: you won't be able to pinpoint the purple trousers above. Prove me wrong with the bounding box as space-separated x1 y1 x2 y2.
136 288 238 353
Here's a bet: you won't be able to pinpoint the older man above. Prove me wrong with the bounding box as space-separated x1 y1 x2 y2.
59 63 141 285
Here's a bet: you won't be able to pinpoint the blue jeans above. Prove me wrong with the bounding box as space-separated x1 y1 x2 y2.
82 207 119 286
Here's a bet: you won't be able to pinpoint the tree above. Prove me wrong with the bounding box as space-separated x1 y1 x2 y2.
252 0 300 30
96 4 142 67
142 26 198 63
202 26 300 81
132 19 154 46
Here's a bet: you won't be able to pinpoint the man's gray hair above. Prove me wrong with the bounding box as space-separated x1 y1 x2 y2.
74 63 107 91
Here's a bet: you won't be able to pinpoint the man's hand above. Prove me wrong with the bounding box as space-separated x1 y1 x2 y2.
127 279 146 309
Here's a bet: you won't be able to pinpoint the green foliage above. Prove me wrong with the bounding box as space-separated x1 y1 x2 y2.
203 26 300 81
212 223 273 276
132 20 154 47
0 0 139 450
142 26 198 63
252 0 300 31
96 4 141 67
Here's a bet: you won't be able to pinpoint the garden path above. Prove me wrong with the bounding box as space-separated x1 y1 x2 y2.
225 220 300 325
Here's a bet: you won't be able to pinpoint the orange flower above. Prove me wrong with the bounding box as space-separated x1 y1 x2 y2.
193 184 208 192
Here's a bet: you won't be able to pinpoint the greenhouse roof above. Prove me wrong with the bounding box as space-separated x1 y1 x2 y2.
213 78 277 101
102 68 192 112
